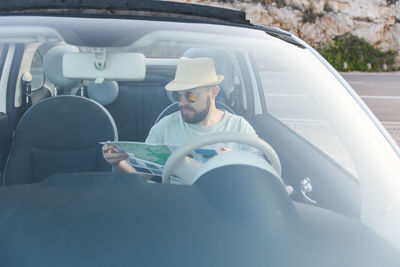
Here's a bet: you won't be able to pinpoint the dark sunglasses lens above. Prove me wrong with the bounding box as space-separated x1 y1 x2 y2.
173 91 197 102
186 92 197 102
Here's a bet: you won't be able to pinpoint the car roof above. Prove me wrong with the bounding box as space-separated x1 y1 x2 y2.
0 0 249 24
0 0 304 48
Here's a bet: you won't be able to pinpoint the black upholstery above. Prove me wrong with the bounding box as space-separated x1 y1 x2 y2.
2 96 117 185
30 87 51 105
155 101 235 124
105 74 172 142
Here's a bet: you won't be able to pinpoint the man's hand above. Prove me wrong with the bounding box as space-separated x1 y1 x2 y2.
102 143 128 166
102 143 153 179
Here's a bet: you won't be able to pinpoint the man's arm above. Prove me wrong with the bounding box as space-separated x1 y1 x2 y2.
103 113 165 173
102 143 137 173
102 143 156 180
102 118 165 176
102 118 164 172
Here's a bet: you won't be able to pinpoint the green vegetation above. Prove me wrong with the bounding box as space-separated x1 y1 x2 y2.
318 33 398 72
216 0 399 72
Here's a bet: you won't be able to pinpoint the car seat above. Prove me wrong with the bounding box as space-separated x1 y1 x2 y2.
105 73 172 142
2 96 118 185
2 44 118 185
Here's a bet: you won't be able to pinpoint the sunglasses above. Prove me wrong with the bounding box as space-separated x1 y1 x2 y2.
172 90 200 103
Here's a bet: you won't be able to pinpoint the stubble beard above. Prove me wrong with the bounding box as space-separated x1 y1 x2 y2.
180 96 211 124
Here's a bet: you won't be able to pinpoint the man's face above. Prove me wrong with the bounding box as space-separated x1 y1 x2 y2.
175 87 212 124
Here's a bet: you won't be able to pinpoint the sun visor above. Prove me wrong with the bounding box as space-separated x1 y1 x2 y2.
63 50 146 82
0 26 62 43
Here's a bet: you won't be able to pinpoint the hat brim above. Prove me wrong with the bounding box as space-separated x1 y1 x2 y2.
165 75 224 91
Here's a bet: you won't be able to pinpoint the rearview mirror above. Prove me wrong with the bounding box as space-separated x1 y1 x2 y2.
63 52 146 82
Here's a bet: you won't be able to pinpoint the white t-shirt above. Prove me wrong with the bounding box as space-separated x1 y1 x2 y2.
145 111 257 152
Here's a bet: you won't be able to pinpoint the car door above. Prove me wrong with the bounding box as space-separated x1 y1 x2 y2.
239 50 361 218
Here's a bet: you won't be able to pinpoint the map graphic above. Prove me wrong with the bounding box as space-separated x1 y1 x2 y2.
100 141 217 177
112 143 172 166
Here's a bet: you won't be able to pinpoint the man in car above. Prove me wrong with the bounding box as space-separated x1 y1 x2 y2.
102 57 257 174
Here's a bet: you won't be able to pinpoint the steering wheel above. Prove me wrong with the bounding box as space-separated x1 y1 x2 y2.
162 132 281 184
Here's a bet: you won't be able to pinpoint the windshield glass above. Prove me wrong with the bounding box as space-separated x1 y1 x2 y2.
0 14 400 254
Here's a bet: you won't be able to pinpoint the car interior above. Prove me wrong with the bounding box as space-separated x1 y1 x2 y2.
0 15 399 266
0 39 361 215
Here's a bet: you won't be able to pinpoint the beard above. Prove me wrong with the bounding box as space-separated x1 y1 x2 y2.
180 96 211 124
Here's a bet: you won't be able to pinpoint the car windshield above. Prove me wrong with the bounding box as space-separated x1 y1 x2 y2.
0 12 400 265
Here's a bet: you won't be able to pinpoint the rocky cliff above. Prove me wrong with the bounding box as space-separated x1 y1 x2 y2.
177 0 400 66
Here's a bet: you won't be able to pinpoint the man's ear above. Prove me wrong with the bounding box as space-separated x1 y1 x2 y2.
211 85 220 100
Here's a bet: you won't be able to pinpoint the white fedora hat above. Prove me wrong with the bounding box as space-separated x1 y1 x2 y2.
165 57 224 91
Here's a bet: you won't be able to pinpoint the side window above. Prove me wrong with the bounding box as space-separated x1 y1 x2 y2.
30 49 44 91
235 52 264 115
253 52 357 176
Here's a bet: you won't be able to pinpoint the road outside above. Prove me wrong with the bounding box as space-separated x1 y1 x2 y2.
261 71 399 174
341 72 400 147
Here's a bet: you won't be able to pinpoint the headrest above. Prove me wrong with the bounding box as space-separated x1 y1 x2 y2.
183 48 235 97
43 46 80 89
87 80 119 105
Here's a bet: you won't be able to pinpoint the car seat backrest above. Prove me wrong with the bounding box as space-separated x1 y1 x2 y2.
3 96 118 185
42 45 80 94
105 73 172 142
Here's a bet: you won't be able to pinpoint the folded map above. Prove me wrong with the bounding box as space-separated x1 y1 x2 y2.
101 141 218 176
